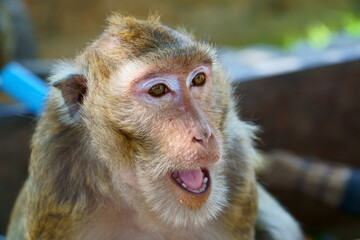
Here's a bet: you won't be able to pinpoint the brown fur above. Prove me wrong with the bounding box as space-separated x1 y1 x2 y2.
6 14 302 240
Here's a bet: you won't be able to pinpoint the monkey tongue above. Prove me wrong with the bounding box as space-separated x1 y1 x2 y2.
178 168 204 190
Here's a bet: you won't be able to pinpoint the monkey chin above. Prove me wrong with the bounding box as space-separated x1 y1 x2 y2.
168 167 211 210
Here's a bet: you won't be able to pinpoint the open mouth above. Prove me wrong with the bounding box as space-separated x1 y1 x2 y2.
170 167 211 194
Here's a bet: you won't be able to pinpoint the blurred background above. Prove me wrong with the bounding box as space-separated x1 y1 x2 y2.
1 0 360 239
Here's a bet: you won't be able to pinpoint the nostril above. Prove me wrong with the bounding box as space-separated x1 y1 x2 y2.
192 136 207 147
204 131 212 140
192 127 212 147
193 136 203 142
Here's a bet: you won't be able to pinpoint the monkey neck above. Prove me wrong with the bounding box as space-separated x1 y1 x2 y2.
77 200 225 240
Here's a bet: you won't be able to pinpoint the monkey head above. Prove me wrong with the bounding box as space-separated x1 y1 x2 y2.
50 15 235 229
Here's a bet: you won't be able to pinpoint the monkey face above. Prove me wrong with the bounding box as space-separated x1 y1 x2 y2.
95 50 230 228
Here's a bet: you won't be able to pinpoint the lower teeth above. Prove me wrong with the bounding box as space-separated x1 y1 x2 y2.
172 171 208 193
186 183 207 193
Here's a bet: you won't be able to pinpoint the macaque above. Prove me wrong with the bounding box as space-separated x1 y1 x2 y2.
6 14 303 240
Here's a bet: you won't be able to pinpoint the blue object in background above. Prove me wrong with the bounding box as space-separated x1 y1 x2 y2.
340 169 360 215
0 62 48 115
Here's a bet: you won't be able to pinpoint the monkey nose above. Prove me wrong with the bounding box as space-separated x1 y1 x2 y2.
192 130 212 147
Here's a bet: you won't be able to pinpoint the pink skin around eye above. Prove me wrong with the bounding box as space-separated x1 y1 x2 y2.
132 65 212 104
136 76 179 104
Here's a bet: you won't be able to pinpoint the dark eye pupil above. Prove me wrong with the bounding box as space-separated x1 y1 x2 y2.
149 84 166 97
192 73 206 86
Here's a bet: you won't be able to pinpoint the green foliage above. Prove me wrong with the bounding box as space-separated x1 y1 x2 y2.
283 12 360 50
306 23 332 50
343 13 360 37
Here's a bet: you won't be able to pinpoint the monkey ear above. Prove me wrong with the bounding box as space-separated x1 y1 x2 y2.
52 74 87 118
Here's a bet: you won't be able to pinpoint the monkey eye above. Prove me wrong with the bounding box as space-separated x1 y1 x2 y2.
148 83 168 97
192 73 206 86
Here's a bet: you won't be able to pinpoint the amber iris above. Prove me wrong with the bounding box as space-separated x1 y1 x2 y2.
149 83 167 97
192 73 206 86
